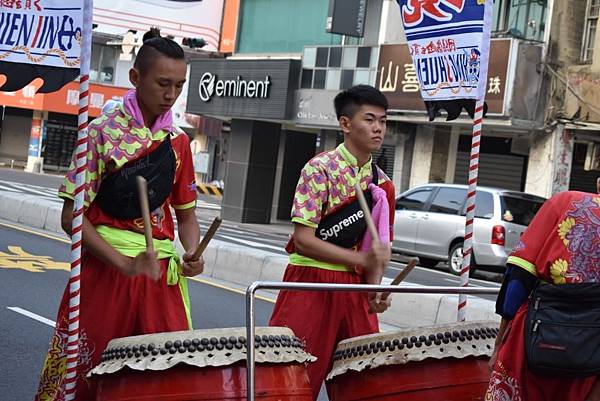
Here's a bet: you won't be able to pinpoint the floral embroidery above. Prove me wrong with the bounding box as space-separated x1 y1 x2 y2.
35 319 96 401
485 362 523 401
562 196 600 283
550 259 568 284
557 217 575 246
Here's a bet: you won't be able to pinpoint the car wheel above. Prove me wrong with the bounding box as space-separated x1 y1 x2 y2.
418 257 439 268
448 242 477 276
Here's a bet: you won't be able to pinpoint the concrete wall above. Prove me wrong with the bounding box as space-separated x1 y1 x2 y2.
409 125 434 188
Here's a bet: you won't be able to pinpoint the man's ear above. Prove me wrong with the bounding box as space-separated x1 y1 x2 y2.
129 68 140 88
339 116 351 135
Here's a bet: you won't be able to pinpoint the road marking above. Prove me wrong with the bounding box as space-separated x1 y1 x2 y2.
7 307 55 327
0 183 21 192
0 246 70 272
219 235 284 252
188 277 275 304
0 221 70 244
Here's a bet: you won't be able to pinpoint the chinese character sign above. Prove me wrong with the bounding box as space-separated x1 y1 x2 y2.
397 0 493 102
0 0 82 68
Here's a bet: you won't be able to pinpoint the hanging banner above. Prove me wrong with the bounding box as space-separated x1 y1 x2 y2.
396 0 494 119
93 0 224 51
0 0 82 92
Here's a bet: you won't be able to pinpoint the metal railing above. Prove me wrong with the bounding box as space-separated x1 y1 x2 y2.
245 281 500 401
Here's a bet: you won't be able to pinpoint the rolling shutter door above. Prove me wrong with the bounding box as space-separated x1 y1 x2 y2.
454 152 524 191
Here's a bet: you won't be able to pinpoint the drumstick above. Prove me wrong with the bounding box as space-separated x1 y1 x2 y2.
381 257 419 300
191 217 222 259
136 176 154 252
354 183 380 244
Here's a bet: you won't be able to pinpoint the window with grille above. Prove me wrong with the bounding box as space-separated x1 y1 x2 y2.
582 0 600 62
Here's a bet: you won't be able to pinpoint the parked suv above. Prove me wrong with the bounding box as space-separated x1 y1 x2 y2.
393 184 546 275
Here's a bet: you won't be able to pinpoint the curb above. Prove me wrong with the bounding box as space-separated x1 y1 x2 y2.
0 192 499 328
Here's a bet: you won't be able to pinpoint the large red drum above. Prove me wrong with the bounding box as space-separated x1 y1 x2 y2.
326 321 499 401
89 327 314 400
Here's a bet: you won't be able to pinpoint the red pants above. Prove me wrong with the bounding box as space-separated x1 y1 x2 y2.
269 264 379 400
35 252 189 401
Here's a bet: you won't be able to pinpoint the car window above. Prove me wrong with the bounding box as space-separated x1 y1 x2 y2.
501 195 545 226
396 189 433 211
429 188 466 214
474 191 494 219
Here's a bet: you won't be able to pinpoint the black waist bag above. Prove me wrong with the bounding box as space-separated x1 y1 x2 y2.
525 282 600 377
95 135 176 219
314 165 377 249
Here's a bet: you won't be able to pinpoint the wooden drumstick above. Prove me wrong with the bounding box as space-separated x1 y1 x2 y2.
381 257 419 300
354 183 380 245
191 217 222 259
136 176 154 252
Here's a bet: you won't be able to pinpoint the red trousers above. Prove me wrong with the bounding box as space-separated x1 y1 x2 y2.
35 252 189 401
269 264 379 400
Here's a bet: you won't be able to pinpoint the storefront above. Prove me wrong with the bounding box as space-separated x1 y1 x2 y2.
0 80 129 171
187 58 307 223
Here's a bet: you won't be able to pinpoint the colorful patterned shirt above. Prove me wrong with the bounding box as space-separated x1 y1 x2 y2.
290 143 395 271
58 102 197 241
508 191 600 284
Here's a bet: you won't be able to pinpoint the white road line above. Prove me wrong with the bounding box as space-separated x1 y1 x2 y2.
7 306 55 327
0 183 21 192
219 234 284 252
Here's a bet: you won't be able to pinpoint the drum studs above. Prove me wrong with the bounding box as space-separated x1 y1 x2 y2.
139 344 147 352
460 330 467 336
164 341 173 349
450 337 457 343
238 336 246 344
174 340 182 348
142 351 149 357
428 334 436 341
132 345 139 352
201 338 209 345
434 339 442 346
406 343 413 349
192 339 200 346
169 348 177 354
425 340 432 346
229 336 237 344
376 341 383 349
474 329 481 335
281 335 290 341
235 343 243 349
466 335 473 341
369 343 376 349
216 343 224 350
178 346 186 353
160 348 167 355
415 341 422 348
127 352 134 358
219 337 228 345
410 336 417 343
225 343 234 350
459 336 466 342
188 345 196 352
135 351 141 358
206 344 214 351
452 331 460 337
209 338 219 345
197 344 205 352
151 349 159 356
444 332 451 338
419 335 427 342
467 329 475 336
183 340 191 347
442 338 449 344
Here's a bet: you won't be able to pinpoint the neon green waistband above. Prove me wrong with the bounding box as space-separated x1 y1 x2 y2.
95 225 192 329
288 253 354 272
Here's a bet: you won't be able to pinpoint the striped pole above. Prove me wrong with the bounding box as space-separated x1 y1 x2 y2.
457 98 485 322
65 0 93 399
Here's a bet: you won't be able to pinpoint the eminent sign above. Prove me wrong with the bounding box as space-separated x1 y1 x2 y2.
187 59 300 120
198 72 271 102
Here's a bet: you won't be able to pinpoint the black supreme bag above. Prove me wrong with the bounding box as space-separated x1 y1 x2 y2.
314 164 378 249
525 282 600 377
95 135 176 219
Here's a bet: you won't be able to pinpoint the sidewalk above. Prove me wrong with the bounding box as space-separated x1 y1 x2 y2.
0 190 499 328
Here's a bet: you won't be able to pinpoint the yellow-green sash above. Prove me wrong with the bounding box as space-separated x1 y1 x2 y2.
96 225 192 329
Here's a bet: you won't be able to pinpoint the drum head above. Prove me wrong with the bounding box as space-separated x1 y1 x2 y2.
90 326 315 377
327 321 499 380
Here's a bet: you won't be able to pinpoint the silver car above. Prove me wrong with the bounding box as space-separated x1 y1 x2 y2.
392 184 546 275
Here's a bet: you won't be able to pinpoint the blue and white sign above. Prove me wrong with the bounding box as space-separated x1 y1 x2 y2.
0 0 82 69
397 0 493 101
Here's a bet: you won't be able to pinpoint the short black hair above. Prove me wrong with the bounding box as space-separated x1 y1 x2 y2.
134 27 185 74
334 85 388 120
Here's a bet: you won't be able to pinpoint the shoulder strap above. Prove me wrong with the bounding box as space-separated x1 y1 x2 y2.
371 162 379 186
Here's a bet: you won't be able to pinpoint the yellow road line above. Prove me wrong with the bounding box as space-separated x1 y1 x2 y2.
0 221 274 303
188 276 275 304
0 221 70 244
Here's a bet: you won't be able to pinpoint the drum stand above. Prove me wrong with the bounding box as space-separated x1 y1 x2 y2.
245 283 500 401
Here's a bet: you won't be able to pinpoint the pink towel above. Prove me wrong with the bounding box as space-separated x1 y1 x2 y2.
123 89 174 134
359 183 390 252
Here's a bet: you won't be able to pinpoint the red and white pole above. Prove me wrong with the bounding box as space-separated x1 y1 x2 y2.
65 0 93 399
457 98 484 322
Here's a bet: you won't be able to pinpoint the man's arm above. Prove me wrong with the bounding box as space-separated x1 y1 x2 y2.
175 207 204 277
61 199 160 279
293 223 389 284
